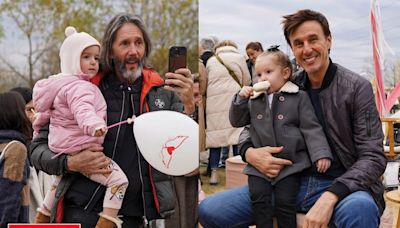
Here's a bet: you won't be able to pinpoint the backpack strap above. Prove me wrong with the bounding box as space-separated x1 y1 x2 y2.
215 55 242 87
0 140 20 162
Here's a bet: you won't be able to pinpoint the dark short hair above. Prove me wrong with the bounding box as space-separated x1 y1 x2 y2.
245 42 264 52
100 13 152 75
282 9 331 47
10 87 32 104
0 91 32 138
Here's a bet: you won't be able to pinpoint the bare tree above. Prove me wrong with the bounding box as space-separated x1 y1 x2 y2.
391 58 400 87
125 0 198 76
0 62 20 92
0 0 54 87
0 0 113 88
362 56 400 87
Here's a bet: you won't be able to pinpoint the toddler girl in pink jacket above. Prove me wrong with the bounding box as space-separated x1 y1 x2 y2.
32 27 127 227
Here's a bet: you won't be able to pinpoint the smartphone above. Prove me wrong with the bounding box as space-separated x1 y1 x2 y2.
168 46 187 73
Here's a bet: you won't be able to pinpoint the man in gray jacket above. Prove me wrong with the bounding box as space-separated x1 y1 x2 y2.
199 9 386 228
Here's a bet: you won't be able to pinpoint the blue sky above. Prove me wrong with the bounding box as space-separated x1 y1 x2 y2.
199 0 400 75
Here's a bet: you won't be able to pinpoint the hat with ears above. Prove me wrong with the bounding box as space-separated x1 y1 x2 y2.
59 26 100 75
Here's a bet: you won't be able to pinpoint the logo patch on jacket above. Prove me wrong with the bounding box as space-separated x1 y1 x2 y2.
155 98 165 109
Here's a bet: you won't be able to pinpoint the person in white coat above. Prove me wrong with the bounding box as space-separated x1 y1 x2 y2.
205 40 251 184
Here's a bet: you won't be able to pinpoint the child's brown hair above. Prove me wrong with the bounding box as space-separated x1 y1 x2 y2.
256 45 293 75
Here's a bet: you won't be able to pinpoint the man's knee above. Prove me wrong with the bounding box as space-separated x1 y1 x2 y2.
198 199 209 217
334 191 379 227
198 198 216 226
338 191 378 212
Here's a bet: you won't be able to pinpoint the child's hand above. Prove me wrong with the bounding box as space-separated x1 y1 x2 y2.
239 86 253 98
316 158 331 173
94 126 107 137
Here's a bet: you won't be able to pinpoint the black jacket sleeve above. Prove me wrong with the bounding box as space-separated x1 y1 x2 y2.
238 126 253 163
30 124 69 176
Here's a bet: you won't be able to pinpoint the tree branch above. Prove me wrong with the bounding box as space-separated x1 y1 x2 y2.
0 55 27 82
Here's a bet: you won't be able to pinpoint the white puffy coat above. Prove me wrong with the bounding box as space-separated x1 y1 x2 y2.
205 45 251 148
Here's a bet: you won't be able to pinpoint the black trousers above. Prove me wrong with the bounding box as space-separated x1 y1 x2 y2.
62 205 143 228
248 173 300 228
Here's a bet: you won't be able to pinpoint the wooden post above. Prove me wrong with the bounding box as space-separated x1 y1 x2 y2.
381 117 400 158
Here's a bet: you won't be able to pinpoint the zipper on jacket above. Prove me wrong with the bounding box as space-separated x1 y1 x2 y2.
365 110 371 137
134 125 149 227
131 93 149 226
84 91 126 211
137 147 148 227
110 91 126 159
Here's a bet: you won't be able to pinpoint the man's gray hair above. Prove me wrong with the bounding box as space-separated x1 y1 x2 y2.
200 37 215 52
100 13 152 75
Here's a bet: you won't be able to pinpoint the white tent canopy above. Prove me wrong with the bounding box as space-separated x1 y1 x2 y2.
391 110 400 118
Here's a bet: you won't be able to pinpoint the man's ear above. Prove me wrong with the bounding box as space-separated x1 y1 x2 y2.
326 34 332 52
282 67 291 80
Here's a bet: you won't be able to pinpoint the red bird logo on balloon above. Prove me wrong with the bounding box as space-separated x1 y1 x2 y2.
160 135 189 168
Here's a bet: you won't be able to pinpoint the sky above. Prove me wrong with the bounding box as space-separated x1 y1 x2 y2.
1 0 399 81
199 0 400 76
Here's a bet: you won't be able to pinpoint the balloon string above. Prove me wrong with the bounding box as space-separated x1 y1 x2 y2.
107 116 136 130
51 116 136 160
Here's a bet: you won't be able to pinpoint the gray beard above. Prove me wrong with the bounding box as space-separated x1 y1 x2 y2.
115 57 145 82
122 64 143 82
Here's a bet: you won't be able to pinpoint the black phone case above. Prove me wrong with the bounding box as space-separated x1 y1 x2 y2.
169 46 187 72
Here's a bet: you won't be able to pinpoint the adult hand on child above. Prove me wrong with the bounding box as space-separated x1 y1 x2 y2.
245 146 292 178
67 145 111 175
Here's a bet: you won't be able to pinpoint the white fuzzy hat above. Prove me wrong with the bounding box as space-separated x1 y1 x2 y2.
59 26 100 75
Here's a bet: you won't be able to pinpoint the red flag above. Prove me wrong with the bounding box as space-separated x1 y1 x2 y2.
385 81 400 112
370 0 386 116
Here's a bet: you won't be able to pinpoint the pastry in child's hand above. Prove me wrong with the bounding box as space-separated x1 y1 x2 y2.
250 81 270 99
253 81 270 92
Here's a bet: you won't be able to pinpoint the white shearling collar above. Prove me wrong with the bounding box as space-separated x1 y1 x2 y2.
279 81 299 93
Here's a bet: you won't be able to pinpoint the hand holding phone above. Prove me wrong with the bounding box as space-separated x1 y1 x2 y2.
165 46 195 114
169 46 187 73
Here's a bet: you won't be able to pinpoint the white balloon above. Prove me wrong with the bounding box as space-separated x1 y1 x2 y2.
133 110 199 176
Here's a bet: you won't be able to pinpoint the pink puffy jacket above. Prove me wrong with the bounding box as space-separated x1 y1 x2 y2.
33 74 107 154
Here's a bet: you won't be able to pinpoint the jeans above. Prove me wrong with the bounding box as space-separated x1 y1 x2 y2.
220 147 230 165
209 147 223 169
221 145 239 167
198 175 380 228
210 146 239 169
199 185 253 228
232 145 239 156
